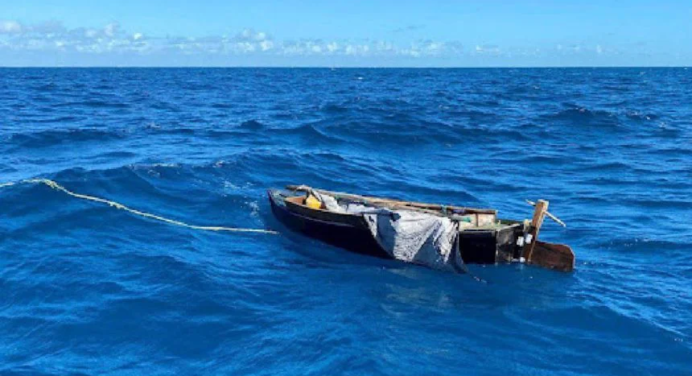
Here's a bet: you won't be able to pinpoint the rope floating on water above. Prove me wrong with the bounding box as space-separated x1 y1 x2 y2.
1 178 278 235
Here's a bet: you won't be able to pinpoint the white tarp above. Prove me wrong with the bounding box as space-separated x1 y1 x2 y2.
309 191 465 273
361 209 464 273
312 190 344 213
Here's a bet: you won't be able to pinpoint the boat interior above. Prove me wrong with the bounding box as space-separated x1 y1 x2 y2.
282 191 524 231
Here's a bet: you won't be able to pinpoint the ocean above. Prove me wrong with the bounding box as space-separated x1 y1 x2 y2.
0 67 690 375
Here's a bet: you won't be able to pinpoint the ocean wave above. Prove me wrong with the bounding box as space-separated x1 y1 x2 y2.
53 100 130 109
238 119 266 130
593 237 691 255
149 101 182 112
319 102 351 114
274 123 342 143
6 128 126 149
544 105 620 126
210 103 234 109
625 111 660 122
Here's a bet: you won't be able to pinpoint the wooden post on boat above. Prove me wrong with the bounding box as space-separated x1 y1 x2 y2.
524 199 548 262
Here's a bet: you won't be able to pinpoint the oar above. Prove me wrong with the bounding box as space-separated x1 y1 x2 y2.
525 199 566 227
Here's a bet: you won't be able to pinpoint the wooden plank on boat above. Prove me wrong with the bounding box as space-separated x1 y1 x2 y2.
523 199 548 262
526 199 566 227
285 185 497 215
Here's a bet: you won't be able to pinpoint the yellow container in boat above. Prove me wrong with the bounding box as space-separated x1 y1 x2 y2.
305 194 322 209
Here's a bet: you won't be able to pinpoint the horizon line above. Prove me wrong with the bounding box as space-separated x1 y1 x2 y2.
0 65 690 69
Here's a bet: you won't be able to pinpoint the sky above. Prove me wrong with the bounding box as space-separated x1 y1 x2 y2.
0 0 690 67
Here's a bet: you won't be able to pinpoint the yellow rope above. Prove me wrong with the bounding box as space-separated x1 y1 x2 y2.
3 178 278 235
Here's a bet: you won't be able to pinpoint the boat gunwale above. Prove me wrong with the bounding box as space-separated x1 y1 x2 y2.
273 189 521 233
286 185 498 215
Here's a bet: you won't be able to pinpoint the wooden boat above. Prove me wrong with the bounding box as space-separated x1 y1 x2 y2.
268 185 575 272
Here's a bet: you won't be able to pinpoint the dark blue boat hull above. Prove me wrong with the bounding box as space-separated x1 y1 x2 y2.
268 190 390 259
268 189 526 265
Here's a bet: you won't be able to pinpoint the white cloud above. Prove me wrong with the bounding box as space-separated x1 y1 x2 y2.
237 28 267 42
344 44 369 56
0 20 22 34
0 19 470 61
104 23 119 37
398 40 459 57
2 19 630 66
0 17 674 68
259 40 273 51
474 44 501 55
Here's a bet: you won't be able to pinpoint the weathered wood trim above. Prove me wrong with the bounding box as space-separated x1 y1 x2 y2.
286 185 497 215
524 199 548 261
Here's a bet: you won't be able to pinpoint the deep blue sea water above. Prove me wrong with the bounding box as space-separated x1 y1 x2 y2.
0 68 690 375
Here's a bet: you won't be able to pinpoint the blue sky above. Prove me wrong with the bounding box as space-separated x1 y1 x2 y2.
1 0 690 67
